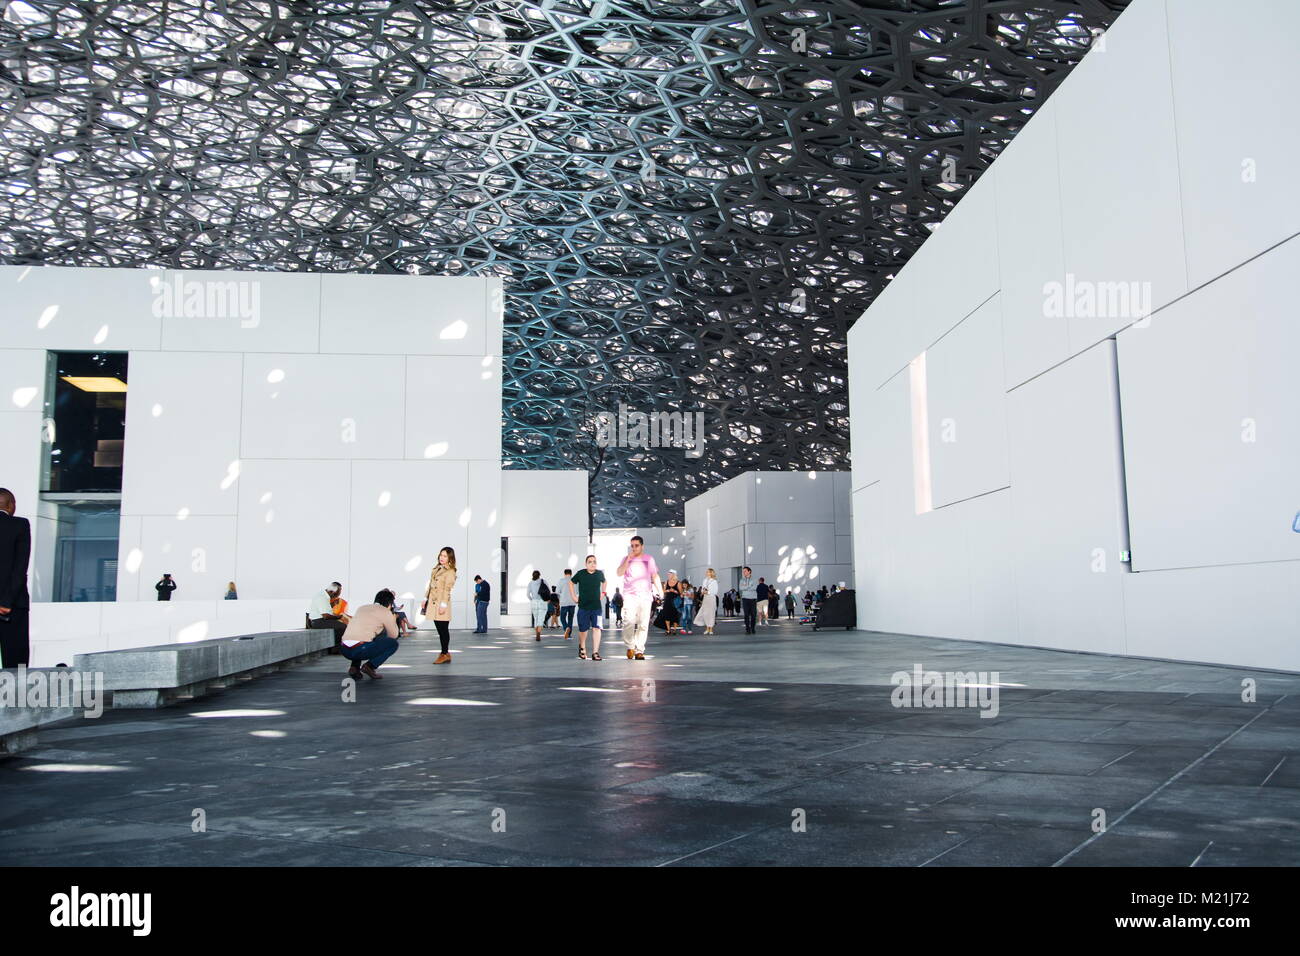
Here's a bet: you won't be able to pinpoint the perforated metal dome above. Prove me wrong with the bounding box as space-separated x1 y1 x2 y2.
0 0 1129 524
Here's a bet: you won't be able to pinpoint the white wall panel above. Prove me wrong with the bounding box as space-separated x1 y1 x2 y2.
157 270 322 353
320 274 490 356
404 355 502 462
235 459 351 602
347 459 470 623
847 271 914 392
240 353 405 460
1 348 46 411
846 0 1295 668
1124 562 1300 673
500 470 587 537
1054 0 1187 350
927 295 1010 507
961 488 1018 645
909 177 1001 349
0 265 162 351
466 459 504 629
754 471 834 523
135 515 238 604
114 516 144 602
883 504 971 641
121 351 243 518
715 525 744 569
994 100 1071 389
1168 0 1300 288
851 483 886 630
833 471 852 528
0 410 41 522
1118 237 1300 570
29 604 105 667
1008 343 1127 654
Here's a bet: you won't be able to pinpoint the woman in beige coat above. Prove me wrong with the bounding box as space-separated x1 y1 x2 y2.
423 546 457 664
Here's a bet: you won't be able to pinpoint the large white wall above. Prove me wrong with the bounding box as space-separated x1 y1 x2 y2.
1 265 507 661
683 471 853 595
848 0 1300 672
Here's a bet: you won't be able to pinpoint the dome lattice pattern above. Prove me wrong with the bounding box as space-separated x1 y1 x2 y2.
0 0 1129 525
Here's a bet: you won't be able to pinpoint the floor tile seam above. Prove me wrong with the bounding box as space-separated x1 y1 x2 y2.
1050 698 1282 867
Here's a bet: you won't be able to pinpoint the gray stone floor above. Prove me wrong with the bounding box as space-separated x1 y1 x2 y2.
2 617 1298 866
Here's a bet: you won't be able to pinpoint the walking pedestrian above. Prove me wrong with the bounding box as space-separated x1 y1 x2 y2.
616 535 661 660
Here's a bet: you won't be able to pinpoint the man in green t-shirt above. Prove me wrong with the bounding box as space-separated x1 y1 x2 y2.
568 554 607 661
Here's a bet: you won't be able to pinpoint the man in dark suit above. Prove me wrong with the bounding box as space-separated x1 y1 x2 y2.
0 487 32 669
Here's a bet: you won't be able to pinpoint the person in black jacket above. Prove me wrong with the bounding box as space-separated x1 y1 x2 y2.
155 573 177 601
0 488 32 668
473 574 491 633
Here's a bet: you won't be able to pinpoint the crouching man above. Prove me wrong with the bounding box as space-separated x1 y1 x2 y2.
340 589 401 680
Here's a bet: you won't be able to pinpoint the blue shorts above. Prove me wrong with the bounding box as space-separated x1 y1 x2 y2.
576 608 603 632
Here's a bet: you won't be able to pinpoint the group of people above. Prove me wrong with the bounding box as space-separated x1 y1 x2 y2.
312 548 846 677
307 545 460 677
527 571 625 636
0 491 834 684
152 575 242 601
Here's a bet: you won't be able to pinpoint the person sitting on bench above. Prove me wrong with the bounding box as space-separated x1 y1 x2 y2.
339 589 402 680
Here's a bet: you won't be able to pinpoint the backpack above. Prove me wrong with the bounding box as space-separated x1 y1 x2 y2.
539 580 551 602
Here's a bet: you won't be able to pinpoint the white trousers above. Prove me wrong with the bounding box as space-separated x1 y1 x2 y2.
696 594 717 628
623 595 654 652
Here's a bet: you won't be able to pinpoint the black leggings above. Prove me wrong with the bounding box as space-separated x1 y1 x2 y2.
434 619 450 654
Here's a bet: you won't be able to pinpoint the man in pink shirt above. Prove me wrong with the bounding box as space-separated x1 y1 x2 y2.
616 535 662 660
339 588 402 680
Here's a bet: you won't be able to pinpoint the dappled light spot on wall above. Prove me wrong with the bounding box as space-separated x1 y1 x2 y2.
176 507 189 521
125 548 143 574
439 319 468 339
37 304 57 328
377 490 391 507
11 386 37 408
404 554 423 572
176 621 209 642
92 324 108 344
219 461 240 491
266 368 285 384
424 442 448 458
151 403 163 417
459 507 471 527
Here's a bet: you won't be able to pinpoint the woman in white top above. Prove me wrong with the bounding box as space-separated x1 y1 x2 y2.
697 568 719 635
527 570 546 642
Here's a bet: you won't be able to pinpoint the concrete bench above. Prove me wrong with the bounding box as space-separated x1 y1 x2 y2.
73 629 336 709
0 669 80 755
